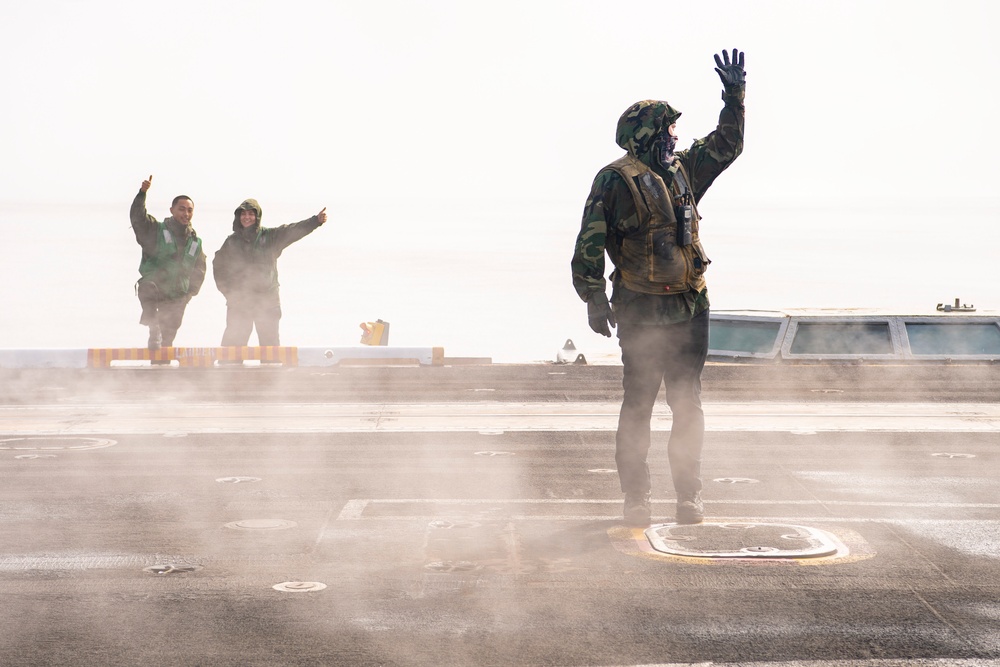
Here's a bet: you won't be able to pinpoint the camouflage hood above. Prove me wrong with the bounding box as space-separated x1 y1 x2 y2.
616 100 682 164
233 199 263 234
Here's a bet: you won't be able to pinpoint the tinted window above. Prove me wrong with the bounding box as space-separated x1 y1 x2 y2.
709 321 782 354
789 323 893 355
906 323 1000 355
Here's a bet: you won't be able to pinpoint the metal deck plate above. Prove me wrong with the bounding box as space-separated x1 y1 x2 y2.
645 522 839 559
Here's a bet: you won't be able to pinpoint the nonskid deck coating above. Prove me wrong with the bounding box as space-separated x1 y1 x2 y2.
1 368 999 666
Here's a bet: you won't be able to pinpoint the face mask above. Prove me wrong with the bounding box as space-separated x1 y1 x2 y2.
655 131 677 168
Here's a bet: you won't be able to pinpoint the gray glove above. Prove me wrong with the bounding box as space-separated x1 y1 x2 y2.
587 292 616 338
714 48 746 88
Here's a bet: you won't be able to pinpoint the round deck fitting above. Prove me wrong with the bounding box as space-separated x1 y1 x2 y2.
145 564 202 575
224 519 297 530
273 581 326 593
425 560 480 573
428 520 481 529
645 522 839 559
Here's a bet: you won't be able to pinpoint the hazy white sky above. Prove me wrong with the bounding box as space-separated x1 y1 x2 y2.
3 0 998 209
1 0 998 358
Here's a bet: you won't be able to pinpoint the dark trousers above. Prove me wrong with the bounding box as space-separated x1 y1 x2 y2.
138 289 189 348
221 303 282 346
615 309 709 499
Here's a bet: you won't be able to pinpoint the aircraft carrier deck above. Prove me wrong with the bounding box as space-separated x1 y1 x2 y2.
1 362 999 667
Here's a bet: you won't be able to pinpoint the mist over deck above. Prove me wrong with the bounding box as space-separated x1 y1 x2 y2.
2 362 999 667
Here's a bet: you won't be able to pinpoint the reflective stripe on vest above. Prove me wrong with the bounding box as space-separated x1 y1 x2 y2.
138 222 201 298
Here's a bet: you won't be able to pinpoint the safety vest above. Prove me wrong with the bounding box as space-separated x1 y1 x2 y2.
603 154 710 295
138 222 202 299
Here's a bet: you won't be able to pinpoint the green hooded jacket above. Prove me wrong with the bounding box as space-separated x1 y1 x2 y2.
130 191 207 300
571 85 745 325
212 199 323 307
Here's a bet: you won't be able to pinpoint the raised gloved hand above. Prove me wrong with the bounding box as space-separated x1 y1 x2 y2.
587 292 616 338
714 48 746 88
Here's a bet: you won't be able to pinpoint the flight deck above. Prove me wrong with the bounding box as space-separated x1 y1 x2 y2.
1 363 998 667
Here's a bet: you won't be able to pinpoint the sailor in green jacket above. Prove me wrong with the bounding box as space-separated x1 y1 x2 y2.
571 50 746 527
212 199 328 347
130 175 207 350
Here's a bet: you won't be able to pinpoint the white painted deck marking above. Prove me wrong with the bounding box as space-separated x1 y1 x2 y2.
334 498 1000 523
336 499 369 520
3 401 1000 434
610 660 1000 667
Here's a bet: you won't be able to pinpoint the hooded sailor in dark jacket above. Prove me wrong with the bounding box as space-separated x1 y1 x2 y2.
213 199 327 346
571 49 746 528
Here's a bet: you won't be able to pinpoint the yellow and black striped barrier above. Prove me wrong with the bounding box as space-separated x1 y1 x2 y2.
86 347 298 368
0 346 449 368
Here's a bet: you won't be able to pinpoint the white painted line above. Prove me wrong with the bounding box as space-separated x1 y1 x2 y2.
339 515 1000 524
334 498 1000 522
3 401 999 435
336 499 369 520
610 660 1000 667
339 498 1000 508
367 498 628 504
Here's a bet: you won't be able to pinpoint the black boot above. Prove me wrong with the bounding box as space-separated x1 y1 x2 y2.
676 492 704 525
623 492 652 528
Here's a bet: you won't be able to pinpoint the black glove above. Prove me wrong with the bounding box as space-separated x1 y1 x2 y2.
714 48 746 89
587 292 616 338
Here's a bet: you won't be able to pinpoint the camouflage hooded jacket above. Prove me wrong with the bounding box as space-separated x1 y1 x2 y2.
212 199 322 306
571 86 744 324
